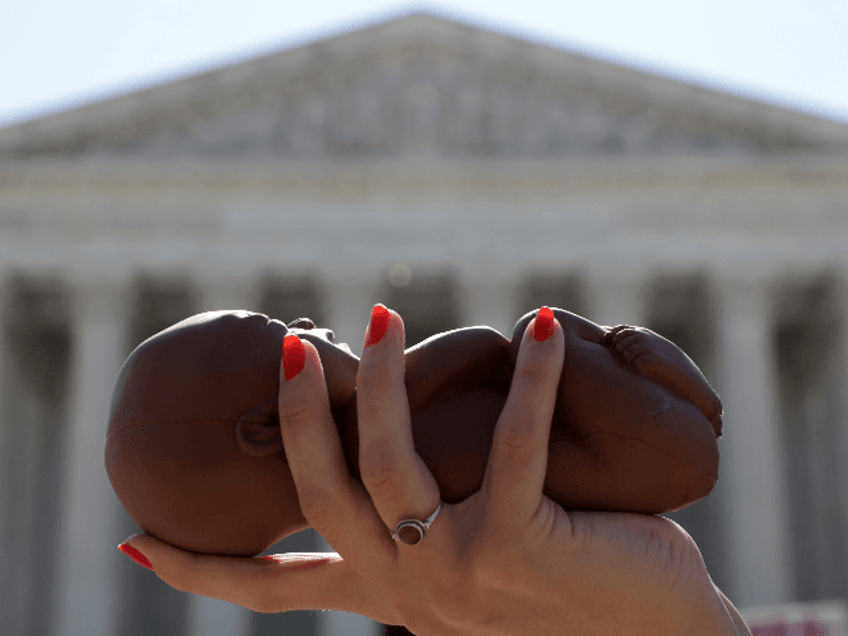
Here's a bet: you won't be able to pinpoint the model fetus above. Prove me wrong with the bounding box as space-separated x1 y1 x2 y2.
105 307 722 557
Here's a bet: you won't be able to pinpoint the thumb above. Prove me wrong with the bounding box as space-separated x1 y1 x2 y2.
118 533 375 617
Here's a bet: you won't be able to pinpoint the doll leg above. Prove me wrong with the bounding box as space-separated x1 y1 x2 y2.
603 326 723 438
544 329 720 514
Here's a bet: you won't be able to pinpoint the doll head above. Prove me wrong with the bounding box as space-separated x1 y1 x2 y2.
105 310 360 557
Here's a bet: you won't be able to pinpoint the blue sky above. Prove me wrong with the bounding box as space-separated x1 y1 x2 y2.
1 0 847 128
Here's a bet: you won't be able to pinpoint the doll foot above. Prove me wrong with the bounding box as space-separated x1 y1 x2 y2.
604 325 658 366
603 325 723 437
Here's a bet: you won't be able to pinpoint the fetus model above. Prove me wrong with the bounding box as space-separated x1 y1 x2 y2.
106 307 722 557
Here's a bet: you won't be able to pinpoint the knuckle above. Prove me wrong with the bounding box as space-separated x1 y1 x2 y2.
514 363 552 385
360 457 407 503
493 420 538 458
298 489 342 533
162 569 193 595
277 401 311 428
158 552 205 595
356 366 404 395
355 372 391 394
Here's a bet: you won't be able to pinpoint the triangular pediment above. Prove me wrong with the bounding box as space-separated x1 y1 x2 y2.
2 11 848 160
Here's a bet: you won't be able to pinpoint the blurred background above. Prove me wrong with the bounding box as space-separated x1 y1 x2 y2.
1 2 847 635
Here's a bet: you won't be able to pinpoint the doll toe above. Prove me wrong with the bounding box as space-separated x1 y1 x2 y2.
612 328 639 347
614 333 639 353
622 344 650 363
605 325 631 339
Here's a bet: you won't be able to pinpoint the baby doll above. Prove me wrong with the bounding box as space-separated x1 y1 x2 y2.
105 307 722 557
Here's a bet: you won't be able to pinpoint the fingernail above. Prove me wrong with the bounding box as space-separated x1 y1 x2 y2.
118 543 154 571
365 304 390 348
533 306 555 342
283 334 305 381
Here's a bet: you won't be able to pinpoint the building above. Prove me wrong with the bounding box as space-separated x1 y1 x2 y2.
1 10 848 636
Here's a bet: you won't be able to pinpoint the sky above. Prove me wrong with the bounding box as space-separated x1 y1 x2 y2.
1 0 847 129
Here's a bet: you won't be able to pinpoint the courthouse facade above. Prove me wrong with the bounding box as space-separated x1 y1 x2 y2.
1 11 848 636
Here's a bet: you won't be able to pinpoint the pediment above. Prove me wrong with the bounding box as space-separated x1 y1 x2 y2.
2 11 848 160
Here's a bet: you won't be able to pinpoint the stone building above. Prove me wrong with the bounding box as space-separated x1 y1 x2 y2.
1 10 848 636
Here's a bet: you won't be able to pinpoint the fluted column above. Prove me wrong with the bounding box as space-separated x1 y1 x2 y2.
713 273 793 607
53 272 133 636
317 271 383 636
183 272 261 636
0 276 11 626
457 268 520 338
583 269 649 328
833 273 848 598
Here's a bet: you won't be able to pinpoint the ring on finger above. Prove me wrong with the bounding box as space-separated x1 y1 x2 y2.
391 501 443 546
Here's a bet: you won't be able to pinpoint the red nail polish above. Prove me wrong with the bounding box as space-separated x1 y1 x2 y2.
118 543 154 571
366 304 390 348
533 307 554 342
283 334 305 380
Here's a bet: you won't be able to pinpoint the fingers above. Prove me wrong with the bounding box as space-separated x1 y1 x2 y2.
480 307 564 532
278 335 392 572
121 534 363 615
356 305 441 552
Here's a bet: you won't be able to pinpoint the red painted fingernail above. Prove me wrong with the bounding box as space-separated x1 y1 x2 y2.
365 304 390 348
118 543 154 571
533 307 555 342
283 334 305 381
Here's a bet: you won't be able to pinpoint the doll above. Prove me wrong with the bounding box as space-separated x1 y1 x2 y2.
105 307 722 557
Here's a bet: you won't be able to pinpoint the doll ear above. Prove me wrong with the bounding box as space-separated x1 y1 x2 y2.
235 408 284 457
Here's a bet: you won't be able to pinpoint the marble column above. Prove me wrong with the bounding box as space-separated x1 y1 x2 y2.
583 269 649 329
0 276 11 627
833 273 848 600
52 272 133 636
457 269 520 339
316 271 384 636
182 272 261 636
713 274 793 608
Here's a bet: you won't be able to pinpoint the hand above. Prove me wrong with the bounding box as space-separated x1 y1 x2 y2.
120 306 744 635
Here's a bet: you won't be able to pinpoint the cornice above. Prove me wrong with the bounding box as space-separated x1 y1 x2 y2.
1 155 847 204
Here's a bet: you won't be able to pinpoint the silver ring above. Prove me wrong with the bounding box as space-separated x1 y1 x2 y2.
391 501 443 546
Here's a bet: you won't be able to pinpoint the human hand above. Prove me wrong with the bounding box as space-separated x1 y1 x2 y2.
119 305 743 635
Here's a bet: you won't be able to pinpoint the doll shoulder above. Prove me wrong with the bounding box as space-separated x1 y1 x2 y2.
404 327 510 414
